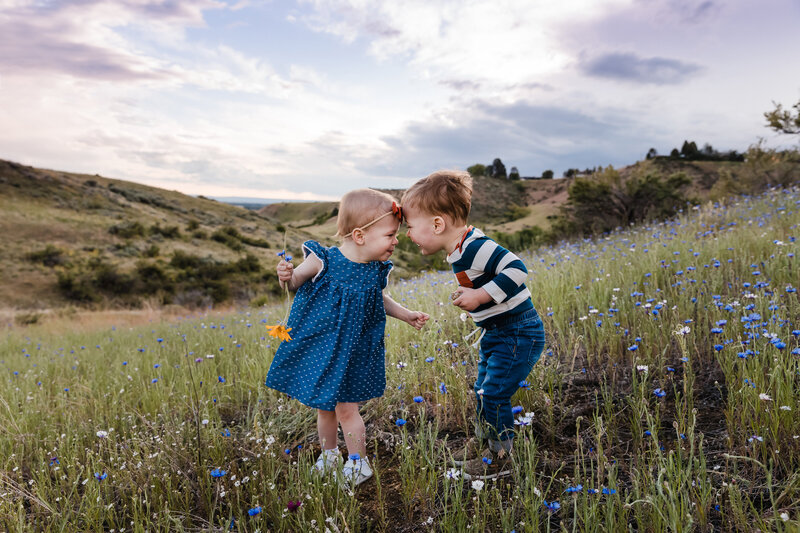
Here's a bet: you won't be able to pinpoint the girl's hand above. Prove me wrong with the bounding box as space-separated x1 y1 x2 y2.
451 287 492 312
406 311 430 330
277 259 294 283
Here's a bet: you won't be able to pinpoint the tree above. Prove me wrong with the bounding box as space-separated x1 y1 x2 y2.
670 148 680 158
542 169 554 180
765 98 800 135
467 164 486 177
509 166 520 180
488 158 507 178
680 140 698 158
646 148 658 160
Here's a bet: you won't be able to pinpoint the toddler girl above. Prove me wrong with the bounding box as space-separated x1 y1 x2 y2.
265 188 429 486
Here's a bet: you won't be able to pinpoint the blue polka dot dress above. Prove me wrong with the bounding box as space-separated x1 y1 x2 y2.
265 240 393 411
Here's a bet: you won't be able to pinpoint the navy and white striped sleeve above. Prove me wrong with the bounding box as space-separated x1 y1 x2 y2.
480 244 528 303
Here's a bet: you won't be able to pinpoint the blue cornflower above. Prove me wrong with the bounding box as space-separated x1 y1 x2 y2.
644 430 652 436
511 405 524 414
221 428 231 437
94 472 107 481
587 488 599 494
248 506 262 516
395 418 407 426
519 380 530 388
218 376 225 383
439 382 447 394
151 378 158 383
349 453 361 461
628 345 638 352
482 456 492 465
413 396 424 403
710 327 723 334
210 468 227 478
277 250 285 257
157 338 163 343
154 364 160 368
714 344 724 352
543 500 561 512
565 484 583 493
425 357 435 363
653 388 666 398
602 487 617 495
122 361 127 365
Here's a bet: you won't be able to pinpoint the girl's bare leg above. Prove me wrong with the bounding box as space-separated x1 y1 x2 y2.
335 402 367 458
317 409 338 451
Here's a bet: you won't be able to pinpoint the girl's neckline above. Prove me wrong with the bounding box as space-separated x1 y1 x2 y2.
332 246 379 265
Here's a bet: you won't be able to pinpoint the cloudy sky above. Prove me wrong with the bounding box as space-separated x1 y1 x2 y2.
1 0 798 200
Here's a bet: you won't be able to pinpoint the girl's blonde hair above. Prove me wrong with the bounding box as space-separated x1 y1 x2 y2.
401 170 473 225
336 188 399 239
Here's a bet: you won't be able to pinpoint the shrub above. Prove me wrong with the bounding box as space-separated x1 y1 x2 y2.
109 221 146 239
149 224 181 239
27 245 66 267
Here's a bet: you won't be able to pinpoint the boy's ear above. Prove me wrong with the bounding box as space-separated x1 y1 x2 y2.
432 215 446 234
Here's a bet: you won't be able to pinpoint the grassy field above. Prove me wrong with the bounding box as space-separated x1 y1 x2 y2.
1 187 798 531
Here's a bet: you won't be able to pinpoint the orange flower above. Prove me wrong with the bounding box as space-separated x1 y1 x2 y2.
267 324 293 342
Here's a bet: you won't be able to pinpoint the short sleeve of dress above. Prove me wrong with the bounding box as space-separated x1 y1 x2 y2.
301 240 328 282
379 260 393 289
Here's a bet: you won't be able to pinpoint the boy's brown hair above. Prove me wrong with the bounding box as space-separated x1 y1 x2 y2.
401 170 473 225
336 188 398 239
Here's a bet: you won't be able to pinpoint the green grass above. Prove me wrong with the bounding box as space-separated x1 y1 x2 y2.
1 187 799 531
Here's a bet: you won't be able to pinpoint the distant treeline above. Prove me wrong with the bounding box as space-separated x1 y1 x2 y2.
645 140 745 162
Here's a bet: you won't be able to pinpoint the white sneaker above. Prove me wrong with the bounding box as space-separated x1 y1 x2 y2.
313 448 342 474
341 455 373 487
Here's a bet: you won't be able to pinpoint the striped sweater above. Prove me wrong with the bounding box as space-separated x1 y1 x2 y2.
446 226 533 326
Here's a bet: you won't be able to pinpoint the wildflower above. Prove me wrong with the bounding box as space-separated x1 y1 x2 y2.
413 396 424 403
565 485 582 493
628 345 638 352
287 500 302 512
748 435 763 443
445 468 461 480
587 488 599 494
511 405 524 414
248 506 262 516
221 428 232 437
780 405 792 411
96 430 109 438
543 500 561 512
636 364 648 373
425 356 435 363
396 361 407 369
471 480 485 491
395 418 407 426
676 326 691 335
49 457 59 466
602 487 617 495
519 380 530 388
94 472 107 481
439 382 447 394
653 388 666 398
218 376 226 383
266 324 293 342
482 456 492 465
759 393 772 401
714 344 724 352
210 468 227 478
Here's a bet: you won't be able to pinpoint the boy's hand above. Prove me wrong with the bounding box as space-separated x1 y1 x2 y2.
276 259 294 283
451 287 492 312
406 311 430 330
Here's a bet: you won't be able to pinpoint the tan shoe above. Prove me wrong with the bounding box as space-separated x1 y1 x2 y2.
450 437 483 466
461 448 513 480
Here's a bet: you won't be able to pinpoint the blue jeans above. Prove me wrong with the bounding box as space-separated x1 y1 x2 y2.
474 308 545 443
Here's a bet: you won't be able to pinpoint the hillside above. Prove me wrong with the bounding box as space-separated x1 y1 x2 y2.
0 160 314 310
3 154 793 313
